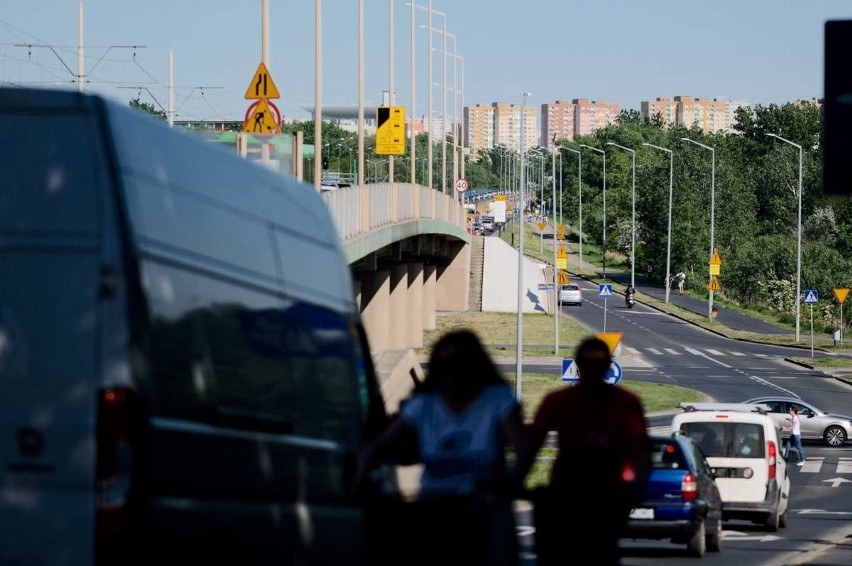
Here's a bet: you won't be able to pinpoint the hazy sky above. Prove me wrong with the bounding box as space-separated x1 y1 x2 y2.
2 1 850 123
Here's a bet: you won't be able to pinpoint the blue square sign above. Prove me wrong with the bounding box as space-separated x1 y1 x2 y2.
803 289 819 305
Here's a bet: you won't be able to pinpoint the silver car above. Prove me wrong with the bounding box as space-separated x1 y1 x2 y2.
743 396 852 447
558 284 583 306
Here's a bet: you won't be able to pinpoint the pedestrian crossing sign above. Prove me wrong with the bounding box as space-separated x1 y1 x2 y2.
599 284 613 297
804 289 819 305
561 358 579 383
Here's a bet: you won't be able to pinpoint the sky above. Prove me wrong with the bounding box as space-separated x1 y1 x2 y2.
2 1 851 125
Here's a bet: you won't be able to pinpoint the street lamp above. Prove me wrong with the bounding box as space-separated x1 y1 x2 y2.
606 142 636 289
516 91 531 400
562 146 582 268
643 143 674 303
682 137 716 319
580 144 606 276
767 132 803 342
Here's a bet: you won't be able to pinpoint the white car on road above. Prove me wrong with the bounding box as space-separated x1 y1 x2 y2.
558 284 583 306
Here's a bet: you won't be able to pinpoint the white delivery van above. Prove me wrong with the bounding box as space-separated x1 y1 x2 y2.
0 88 388 565
672 403 790 532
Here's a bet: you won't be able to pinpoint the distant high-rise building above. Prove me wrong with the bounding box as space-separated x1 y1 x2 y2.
640 96 749 133
491 102 537 153
541 100 576 146
641 97 678 127
464 104 494 155
573 99 620 138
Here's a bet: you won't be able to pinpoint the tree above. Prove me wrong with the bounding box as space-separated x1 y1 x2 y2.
129 97 166 120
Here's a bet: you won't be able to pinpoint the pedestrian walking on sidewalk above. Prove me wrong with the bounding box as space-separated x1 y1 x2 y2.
782 405 806 465
516 337 652 566
676 271 686 294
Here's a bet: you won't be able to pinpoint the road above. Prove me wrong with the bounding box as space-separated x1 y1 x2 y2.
511 277 852 565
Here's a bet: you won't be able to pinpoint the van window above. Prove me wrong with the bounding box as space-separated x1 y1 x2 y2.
679 422 766 458
0 113 98 233
144 260 362 446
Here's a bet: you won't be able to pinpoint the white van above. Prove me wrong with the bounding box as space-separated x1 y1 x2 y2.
0 88 388 565
671 403 790 532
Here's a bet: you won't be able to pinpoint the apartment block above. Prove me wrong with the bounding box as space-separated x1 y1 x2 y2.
491 102 538 153
573 99 620 138
540 100 576 146
641 97 678 127
464 103 494 155
641 96 750 133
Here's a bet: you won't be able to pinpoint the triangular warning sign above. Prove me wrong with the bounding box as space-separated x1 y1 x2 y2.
557 246 567 259
596 332 624 357
244 62 281 100
243 99 280 134
804 290 818 304
599 285 612 297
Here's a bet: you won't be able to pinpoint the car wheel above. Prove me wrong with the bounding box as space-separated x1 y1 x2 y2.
779 508 788 529
706 516 722 552
824 425 847 447
687 520 706 557
765 507 780 532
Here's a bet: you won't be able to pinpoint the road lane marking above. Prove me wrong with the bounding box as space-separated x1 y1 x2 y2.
646 348 663 355
730 351 746 356
684 346 702 355
705 348 725 356
799 457 824 473
838 458 852 474
664 348 682 355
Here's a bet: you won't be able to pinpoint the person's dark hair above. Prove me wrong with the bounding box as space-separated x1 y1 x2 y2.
789 405 798 415
575 336 612 383
421 329 504 396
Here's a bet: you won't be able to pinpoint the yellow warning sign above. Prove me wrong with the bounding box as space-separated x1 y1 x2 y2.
596 332 624 357
375 106 406 155
243 99 280 134
835 288 850 304
706 275 721 292
709 248 722 265
537 222 547 232
495 195 507 201
557 246 567 259
557 224 565 240
244 62 281 100
557 270 570 285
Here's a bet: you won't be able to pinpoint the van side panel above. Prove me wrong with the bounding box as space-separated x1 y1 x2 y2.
0 103 105 565
103 102 372 563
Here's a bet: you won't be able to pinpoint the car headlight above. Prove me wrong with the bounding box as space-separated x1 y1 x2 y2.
742 468 754 479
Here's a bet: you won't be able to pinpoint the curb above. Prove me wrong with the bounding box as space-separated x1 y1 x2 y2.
783 357 852 388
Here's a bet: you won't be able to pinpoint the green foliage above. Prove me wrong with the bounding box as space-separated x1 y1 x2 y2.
129 97 166 120
544 99 848 320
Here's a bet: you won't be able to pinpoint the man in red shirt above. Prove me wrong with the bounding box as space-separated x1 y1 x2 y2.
518 336 651 566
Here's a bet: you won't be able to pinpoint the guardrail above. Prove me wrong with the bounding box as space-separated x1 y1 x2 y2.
321 182 467 241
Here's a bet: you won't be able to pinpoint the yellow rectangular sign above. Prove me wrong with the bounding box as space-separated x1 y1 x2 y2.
557 258 567 270
709 264 720 276
495 195 507 201
375 106 406 155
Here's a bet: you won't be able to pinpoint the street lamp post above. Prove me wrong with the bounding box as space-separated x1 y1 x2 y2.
767 132 803 342
682 138 716 319
580 145 606 276
643 143 674 303
562 147 582 268
606 142 636 289
516 92 531 400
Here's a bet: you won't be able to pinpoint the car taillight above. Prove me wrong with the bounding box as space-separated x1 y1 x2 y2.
96 387 134 536
681 472 698 501
768 441 777 480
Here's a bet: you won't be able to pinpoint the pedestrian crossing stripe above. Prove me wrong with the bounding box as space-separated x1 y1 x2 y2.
804 289 819 304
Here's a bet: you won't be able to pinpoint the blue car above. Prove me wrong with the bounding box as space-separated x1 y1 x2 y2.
622 434 723 557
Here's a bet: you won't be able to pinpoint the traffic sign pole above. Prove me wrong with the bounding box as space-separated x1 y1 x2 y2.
811 304 815 358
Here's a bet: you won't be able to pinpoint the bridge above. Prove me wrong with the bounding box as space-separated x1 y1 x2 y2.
320 182 470 354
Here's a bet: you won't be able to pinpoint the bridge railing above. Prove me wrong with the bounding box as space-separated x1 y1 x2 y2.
321 183 467 242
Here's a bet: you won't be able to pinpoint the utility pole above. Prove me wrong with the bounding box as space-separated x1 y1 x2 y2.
167 51 174 127
314 0 323 190
78 1 84 92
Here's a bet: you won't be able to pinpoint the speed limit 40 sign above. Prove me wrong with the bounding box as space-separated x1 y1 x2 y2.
455 178 469 193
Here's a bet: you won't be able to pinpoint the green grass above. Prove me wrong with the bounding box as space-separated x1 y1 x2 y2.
788 356 852 368
420 311 593 357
